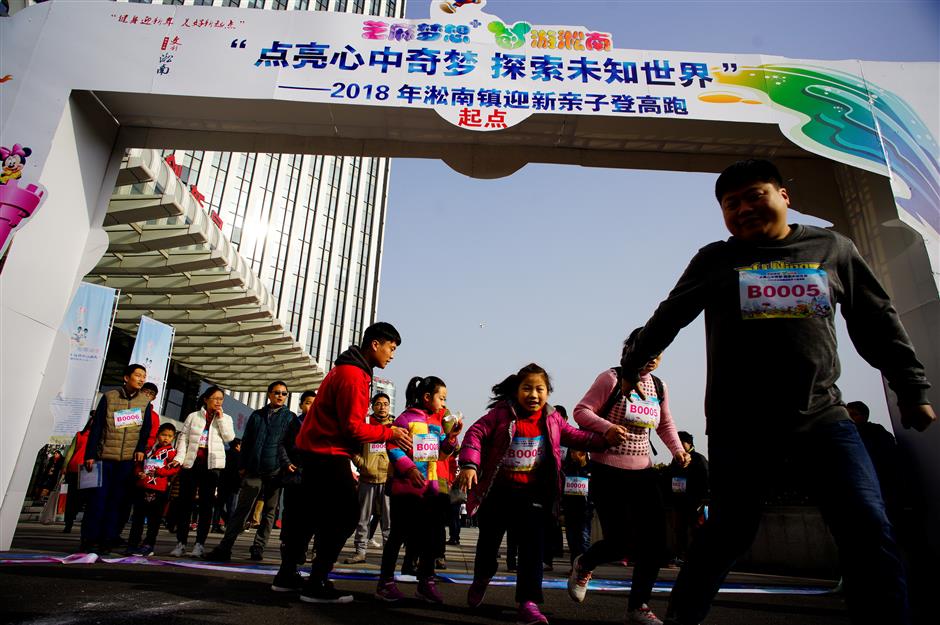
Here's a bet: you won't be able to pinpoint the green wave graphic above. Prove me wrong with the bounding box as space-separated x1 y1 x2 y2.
717 65 939 233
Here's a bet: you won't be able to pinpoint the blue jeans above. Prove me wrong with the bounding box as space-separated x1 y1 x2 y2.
80 459 136 547
667 419 909 625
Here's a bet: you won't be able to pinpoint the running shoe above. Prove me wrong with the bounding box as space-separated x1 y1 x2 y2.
626 605 663 625
567 554 592 603
416 578 444 604
300 580 353 604
271 571 304 592
467 577 490 608
375 579 406 602
516 601 549 625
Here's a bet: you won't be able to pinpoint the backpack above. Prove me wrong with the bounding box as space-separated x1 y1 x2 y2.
597 367 663 456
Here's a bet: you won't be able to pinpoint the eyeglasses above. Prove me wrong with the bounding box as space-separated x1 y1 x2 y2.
271 391 289 396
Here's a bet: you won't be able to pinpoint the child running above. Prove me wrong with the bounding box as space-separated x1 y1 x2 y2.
126 423 180 556
376 375 461 604
457 363 624 625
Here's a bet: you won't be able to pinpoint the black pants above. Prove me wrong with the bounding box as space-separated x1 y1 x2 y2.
380 493 447 580
279 483 307 564
474 486 548 604
580 464 665 611
81 460 135 547
562 493 593 564
63 472 87 530
278 453 358 585
175 459 220 545
448 501 462 542
128 489 168 548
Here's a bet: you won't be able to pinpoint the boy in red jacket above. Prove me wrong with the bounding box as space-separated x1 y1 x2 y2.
272 322 412 603
126 423 180 556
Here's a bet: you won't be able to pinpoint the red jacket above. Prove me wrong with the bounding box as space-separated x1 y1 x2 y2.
66 431 89 474
145 410 161 449
295 346 392 457
135 443 180 492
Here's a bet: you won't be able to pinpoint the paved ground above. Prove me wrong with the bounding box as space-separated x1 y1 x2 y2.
2 522 851 625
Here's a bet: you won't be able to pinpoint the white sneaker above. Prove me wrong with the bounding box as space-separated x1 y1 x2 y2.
170 542 186 557
567 554 592 603
626 605 663 625
190 543 205 558
368 538 382 548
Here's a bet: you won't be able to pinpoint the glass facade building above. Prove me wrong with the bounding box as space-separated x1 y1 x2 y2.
116 0 407 408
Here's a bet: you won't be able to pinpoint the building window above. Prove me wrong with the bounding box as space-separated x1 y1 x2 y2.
315 0 328 10
272 0 288 9
334 0 347 11
178 150 204 187
222 0 241 6
295 0 309 9
352 0 364 14
194 0 215 5
386 0 396 17
162 0 184 5
247 0 265 8
369 0 380 16
129 0 153 4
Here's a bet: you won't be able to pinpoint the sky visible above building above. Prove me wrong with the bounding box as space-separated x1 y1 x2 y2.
374 0 939 450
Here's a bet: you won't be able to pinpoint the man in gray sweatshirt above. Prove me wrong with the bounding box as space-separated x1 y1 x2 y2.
620 159 935 625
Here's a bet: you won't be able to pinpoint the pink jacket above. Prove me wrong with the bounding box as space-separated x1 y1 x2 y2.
459 401 607 515
574 368 683 470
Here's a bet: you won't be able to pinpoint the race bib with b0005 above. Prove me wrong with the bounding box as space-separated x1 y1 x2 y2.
502 436 544 472
413 434 439 462
369 442 387 455
114 408 143 429
737 263 832 320
624 393 660 428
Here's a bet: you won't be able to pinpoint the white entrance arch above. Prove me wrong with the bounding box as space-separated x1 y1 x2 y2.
1 1 937 556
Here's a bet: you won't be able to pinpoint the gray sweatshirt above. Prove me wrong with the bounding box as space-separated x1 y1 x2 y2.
621 224 930 435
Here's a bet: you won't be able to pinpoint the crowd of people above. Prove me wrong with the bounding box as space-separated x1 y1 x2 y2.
50 159 934 625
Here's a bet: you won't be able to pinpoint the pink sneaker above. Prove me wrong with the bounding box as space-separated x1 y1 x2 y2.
416 578 444 604
516 601 549 625
467 577 489 608
375 579 405 602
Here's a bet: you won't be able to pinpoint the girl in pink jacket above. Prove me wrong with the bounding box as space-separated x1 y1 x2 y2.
457 363 622 625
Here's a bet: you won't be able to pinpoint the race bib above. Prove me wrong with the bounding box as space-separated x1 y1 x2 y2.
672 477 688 493
738 263 832 320
564 476 589 496
623 393 660 428
145 458 163 473
369 442 387 455
114 408 143 429
198 429 209 448
413 434 439 462
502 436 544 472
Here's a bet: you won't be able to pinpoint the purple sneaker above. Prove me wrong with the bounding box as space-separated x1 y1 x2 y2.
467 577 490 608
416 578 444 604
375 579 405 602
516 601 549 625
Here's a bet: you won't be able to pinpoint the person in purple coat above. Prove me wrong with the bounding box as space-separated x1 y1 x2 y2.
456 363 625 625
